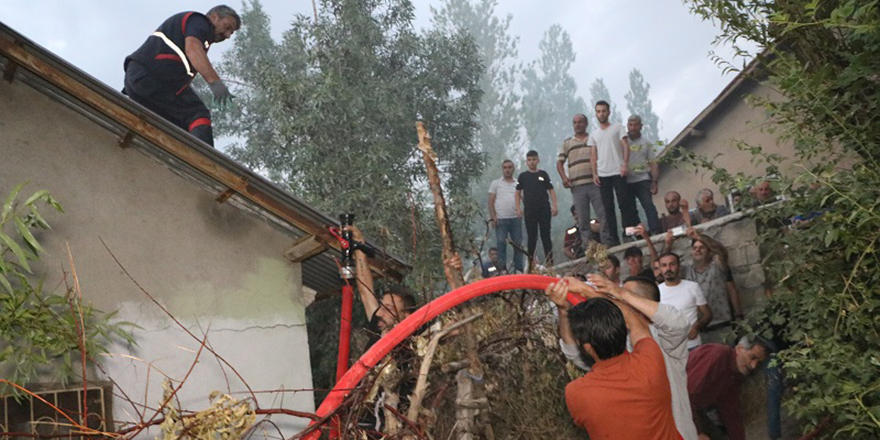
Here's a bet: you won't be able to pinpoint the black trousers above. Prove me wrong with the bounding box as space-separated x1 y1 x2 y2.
524 208 553 265
123 61 214 146
598 175 639 246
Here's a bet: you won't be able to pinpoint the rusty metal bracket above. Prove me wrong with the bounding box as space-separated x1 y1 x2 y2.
117 130 135 149
215 188 236 203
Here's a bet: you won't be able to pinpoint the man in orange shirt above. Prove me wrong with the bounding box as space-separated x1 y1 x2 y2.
550 279 682 440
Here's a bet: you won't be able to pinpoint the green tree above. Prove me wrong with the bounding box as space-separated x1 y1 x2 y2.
624 68 660 142
215 0 484 273
0 185 135 394
213 0 485 402
681 1 880 437
431 0 524 230
588 77 622 127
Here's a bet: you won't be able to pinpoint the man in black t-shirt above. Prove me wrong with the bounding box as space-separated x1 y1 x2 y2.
516 150 559 266
123 6 240 146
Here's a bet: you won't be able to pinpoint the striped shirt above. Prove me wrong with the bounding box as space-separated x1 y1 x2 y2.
558 136 593 186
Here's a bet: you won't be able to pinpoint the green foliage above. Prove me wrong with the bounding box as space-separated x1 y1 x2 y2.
432 0 524 227
214 0 484 277
624 68 661 142
214 0 485 404
682 0 880 437
0 185 136 395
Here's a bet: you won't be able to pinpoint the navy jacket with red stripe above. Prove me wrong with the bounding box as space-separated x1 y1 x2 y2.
125 11 215 91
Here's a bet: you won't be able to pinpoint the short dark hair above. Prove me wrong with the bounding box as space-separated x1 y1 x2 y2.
502 159 514 166
623 247 643 259
606 255 620 268
384 286 418 313
623 276 661 301
658 251 680 264
526 150 539 158
595 100 610 110
568 298 627 361
207 5 241 27
488 247 498 252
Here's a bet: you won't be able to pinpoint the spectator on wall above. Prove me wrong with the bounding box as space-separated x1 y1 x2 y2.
516 150 558 265
690 188 730 224
589 101 639 246
488 160 524 273
625 115 662 234
557 114 612 246
661 191 692 232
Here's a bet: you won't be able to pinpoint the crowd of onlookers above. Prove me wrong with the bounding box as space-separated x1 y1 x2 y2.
481 102 785 440
344 101 787 440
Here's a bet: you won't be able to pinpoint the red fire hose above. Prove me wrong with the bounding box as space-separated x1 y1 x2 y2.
336 284 354 382
307 274 582 440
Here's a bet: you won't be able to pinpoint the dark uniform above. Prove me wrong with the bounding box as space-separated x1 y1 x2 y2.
123 12 216 145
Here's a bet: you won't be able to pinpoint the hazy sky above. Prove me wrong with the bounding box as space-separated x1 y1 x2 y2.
2 0 755 148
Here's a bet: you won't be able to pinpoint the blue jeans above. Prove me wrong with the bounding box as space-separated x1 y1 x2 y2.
765 350 784 439
627 179 662 235
496 218 524 272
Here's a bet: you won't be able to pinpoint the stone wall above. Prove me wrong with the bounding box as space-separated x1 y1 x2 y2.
555 211 767 313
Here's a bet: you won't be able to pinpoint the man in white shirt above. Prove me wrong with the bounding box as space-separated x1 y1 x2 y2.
589 100 639 246
488 160 524 273
657 252 713 350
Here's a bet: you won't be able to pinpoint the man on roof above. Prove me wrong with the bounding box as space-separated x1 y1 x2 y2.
123 5 240 147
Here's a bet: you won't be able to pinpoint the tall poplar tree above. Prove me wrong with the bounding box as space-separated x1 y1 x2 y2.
624 68 661 142
432 0 523 227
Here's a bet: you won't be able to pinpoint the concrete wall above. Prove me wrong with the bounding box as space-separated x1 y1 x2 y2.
622 213 766 312
0 79 314 433
557 212 767 314
653 80 796 211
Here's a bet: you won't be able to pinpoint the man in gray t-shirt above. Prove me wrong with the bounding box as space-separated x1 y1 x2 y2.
625 115 662 235
488 160 524 272
668 227 744 344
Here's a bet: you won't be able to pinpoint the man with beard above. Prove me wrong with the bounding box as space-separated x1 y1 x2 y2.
589 101 638 245
665 227 743 343
123 5 240 146
661 191 691 232
658 252 712 350
558 114 611 246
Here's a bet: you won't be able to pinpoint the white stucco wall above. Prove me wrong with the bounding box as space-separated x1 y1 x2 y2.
0 78 314 434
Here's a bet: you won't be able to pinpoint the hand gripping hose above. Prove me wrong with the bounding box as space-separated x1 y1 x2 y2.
305 274 583 440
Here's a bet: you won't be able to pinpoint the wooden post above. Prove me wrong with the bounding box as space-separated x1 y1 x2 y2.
416 122 465 290
415 122 484 440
